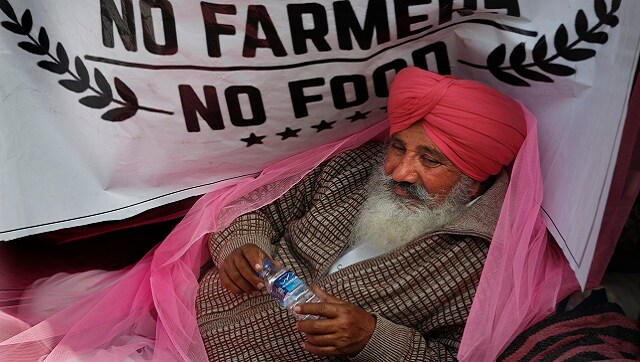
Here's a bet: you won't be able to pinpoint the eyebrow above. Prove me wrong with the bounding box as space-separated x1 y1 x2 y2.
391 136 447 161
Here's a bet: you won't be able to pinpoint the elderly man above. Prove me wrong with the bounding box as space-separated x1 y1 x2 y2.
196 67 527 361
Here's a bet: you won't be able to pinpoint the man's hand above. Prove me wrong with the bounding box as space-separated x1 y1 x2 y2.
220 244 278 294
295 287 376 357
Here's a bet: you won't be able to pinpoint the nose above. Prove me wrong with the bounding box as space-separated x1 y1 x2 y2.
390 154 420 184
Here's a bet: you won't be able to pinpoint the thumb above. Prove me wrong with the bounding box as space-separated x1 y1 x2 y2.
312 286 340 303
250 250 282 272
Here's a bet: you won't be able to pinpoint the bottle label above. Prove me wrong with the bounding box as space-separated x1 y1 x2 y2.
271 270 303 306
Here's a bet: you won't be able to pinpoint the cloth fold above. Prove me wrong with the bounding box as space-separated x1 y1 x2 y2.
458 104 579 361
0 122 388 361
498 300 640 361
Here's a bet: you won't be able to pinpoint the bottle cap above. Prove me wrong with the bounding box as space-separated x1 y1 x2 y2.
262 260 274 269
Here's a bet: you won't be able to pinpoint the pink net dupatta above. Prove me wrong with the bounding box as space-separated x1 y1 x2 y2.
458 103 579 361
0 121 388 361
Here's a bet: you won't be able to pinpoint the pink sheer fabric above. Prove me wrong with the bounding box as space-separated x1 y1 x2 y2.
0 121 388 361
457 104 580 361
458 84 640 361
0 98 629 360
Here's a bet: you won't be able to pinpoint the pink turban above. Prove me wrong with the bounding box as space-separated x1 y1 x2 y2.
388 67 527 181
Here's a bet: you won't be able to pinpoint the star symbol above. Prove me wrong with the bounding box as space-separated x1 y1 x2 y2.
275 127 302 140
346 110 371 122
311 120 336 132
240 133 266 147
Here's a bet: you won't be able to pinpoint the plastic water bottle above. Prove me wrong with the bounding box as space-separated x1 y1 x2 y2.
259 260 322 320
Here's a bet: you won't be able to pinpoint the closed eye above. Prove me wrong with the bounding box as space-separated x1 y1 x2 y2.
420 155 443 167
390 141 405 153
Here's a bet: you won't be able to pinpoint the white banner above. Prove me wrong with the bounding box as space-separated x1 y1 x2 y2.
1 0 638 286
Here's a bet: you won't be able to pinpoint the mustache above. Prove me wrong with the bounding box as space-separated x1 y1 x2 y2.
383 178 431 201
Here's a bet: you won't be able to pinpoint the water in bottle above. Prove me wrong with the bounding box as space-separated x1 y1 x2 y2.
258 260 322 320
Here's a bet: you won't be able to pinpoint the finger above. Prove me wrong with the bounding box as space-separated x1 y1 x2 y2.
224 261 255 293
242 245 267 272
219 267 242 294
243 246 268 272
296 319 337 335
253 258 282 272
295 302 340 319
311 286 341 303
233 254 264 289
301 341 337 357
304 333 337 347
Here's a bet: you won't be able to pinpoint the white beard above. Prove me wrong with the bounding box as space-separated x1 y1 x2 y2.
349 166 477 254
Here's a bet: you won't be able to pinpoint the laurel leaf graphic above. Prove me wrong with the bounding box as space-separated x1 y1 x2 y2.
489 67 529 86
513 67 553 83
594 0 607 20
554 24 569 53
59 79 87 93
20 9 31 34
56 43 69 68
0 0 17 22
560 48 596 61
532 36 548 65
1 20 25 34
37 60 66 74
18 40 45 55
94 68 113 99
601 15 619 27
509 43 526 67
582 31 608 44
101 107 138 122
80 95 112 109
37 27 48 52
487 44 506 68
611 0 621 12
537 62 575 76
115 77 138 108
575 10 588 36
1 1 172 120
74 56 89 86
455 0 620 86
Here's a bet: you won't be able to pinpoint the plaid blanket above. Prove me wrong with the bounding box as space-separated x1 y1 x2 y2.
499 297 640 361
